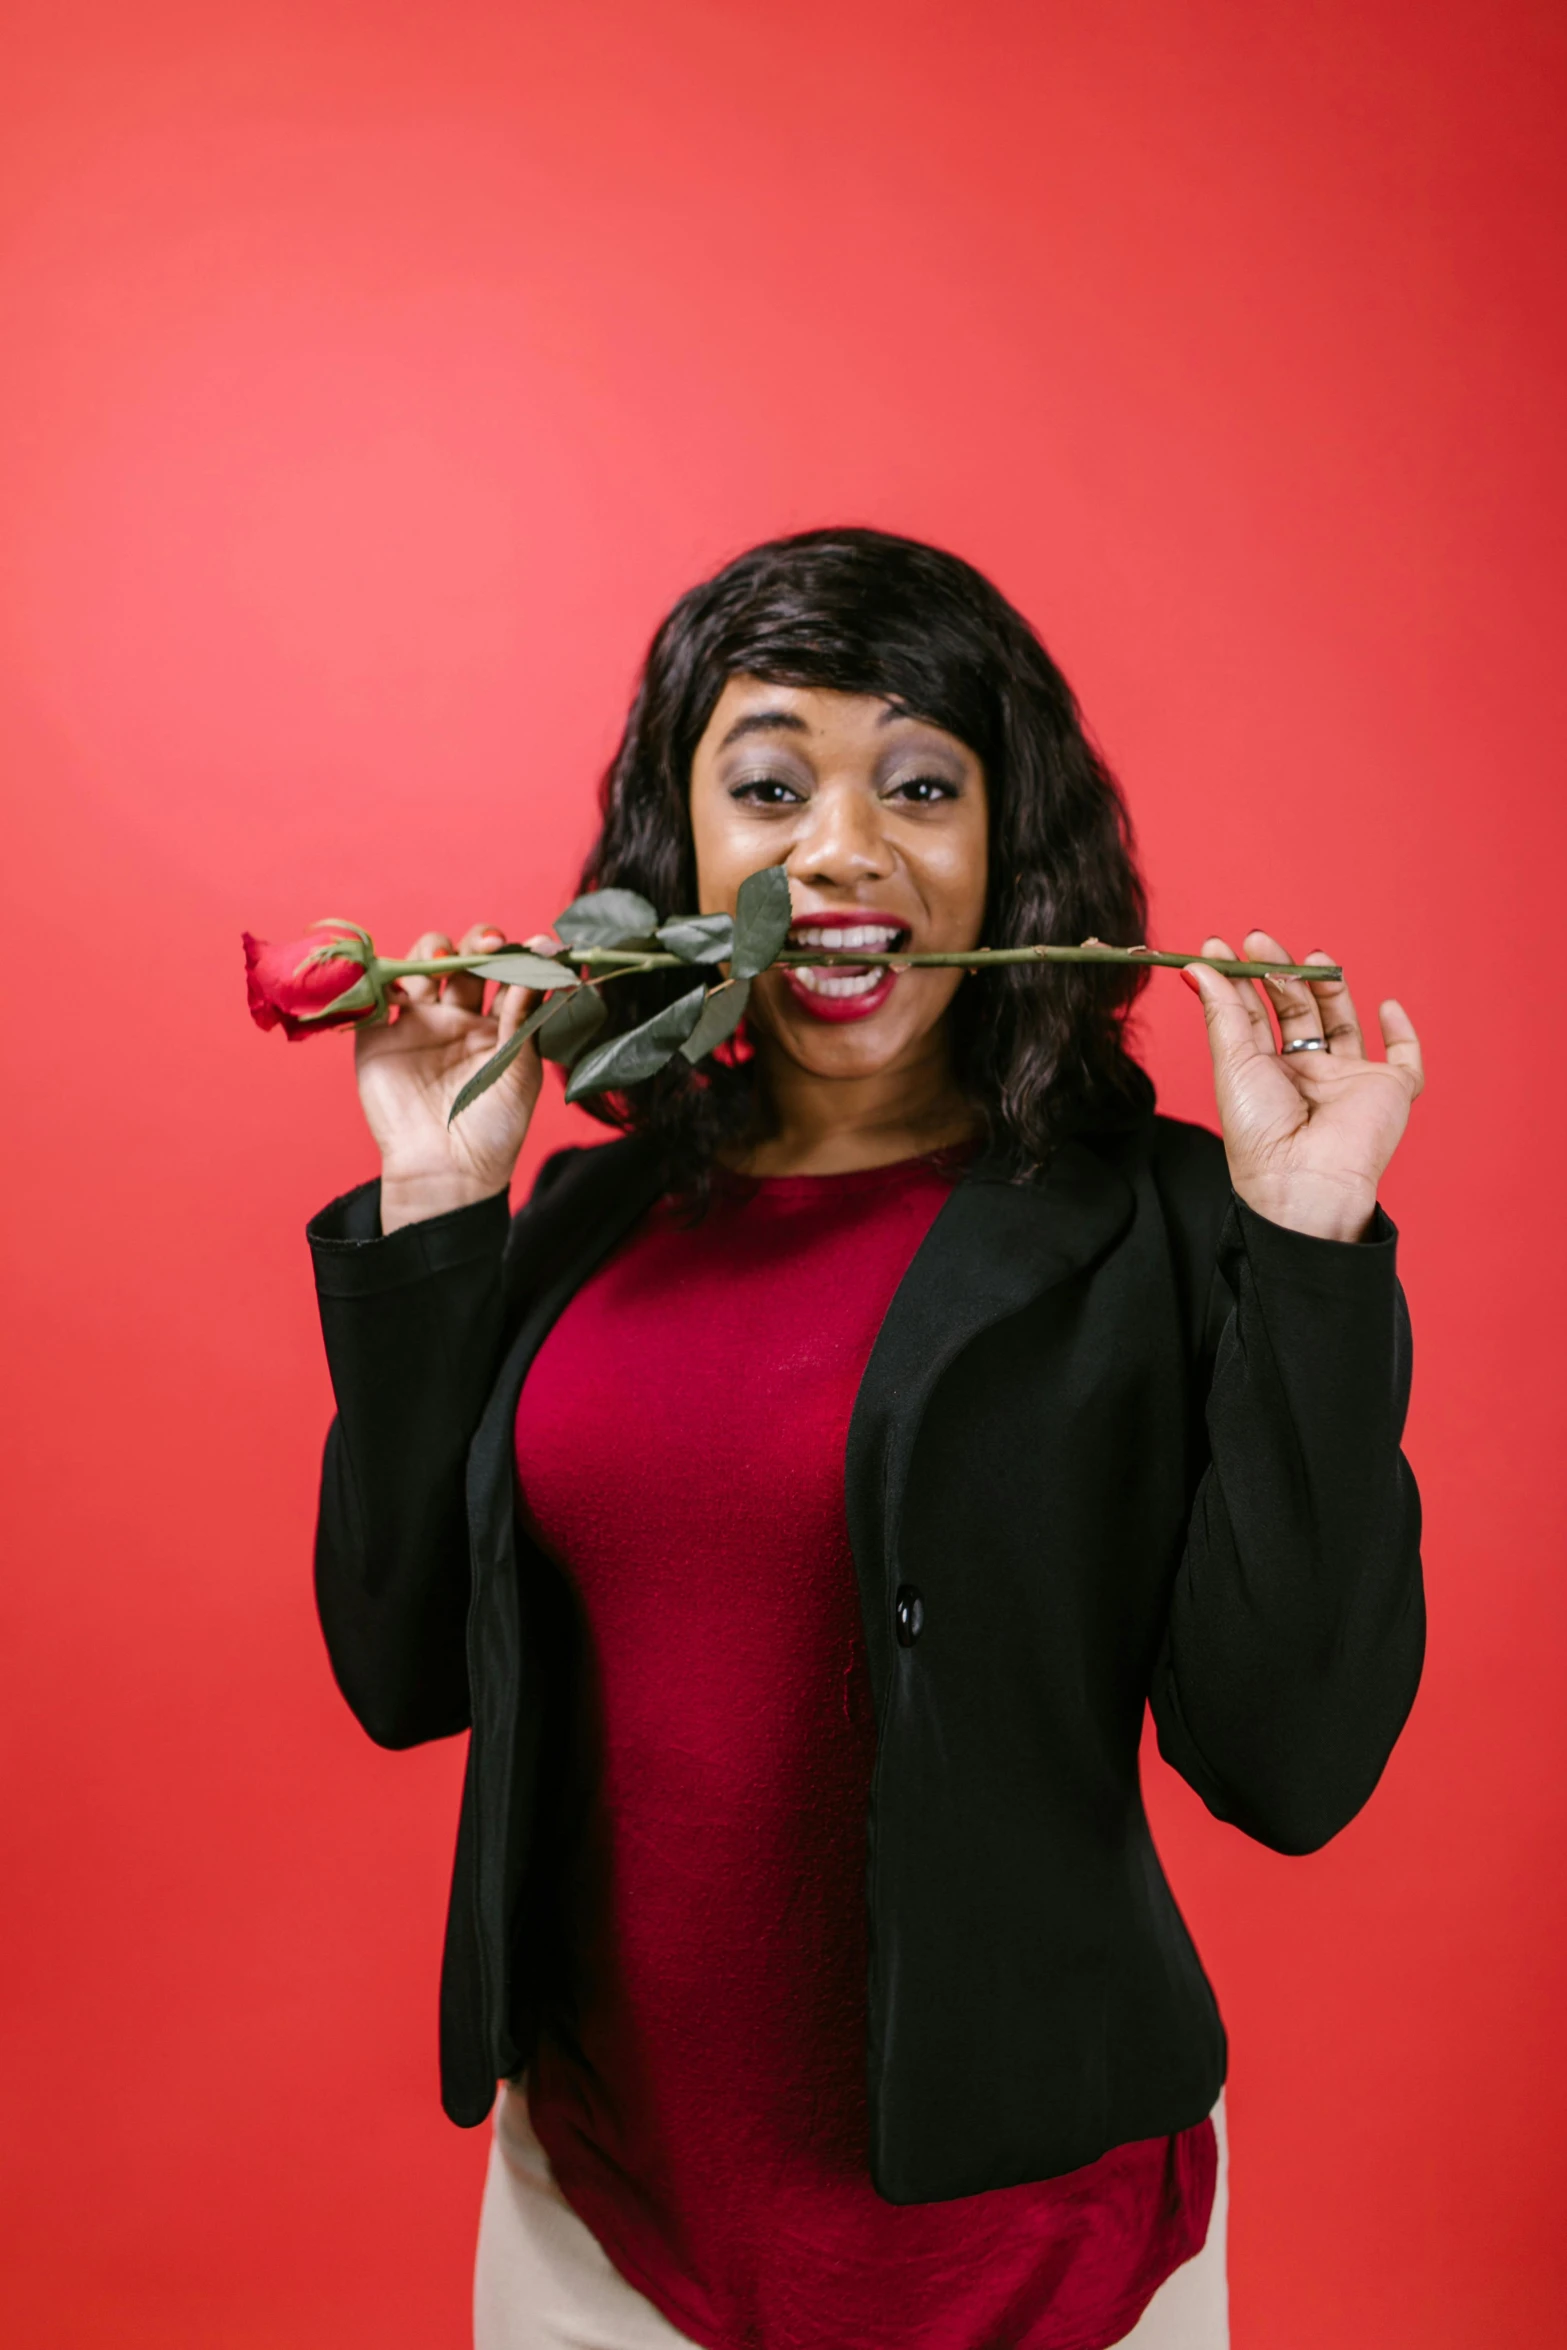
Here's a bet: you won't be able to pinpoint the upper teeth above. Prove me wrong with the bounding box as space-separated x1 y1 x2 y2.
790 924 903 950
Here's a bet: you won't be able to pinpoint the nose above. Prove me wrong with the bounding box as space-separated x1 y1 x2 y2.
787 778 894 895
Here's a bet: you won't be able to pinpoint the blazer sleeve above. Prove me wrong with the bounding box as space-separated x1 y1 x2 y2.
1148 1192 1425 1855
307 1179 513 1748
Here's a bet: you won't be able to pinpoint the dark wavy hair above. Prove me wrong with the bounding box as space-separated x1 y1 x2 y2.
575 527 1154 1183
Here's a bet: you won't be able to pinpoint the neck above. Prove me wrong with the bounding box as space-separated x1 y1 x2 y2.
730 1027 982 1177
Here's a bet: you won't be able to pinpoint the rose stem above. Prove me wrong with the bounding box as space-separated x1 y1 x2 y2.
375 945 1343 984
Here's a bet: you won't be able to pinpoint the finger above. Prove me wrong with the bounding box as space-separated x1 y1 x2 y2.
1378 999 1425 1097
485 932 567 1032
1208 934 1278 1054
491 931 574 1044
1301 948 1366 1061
496 979 536 1047
1212 934 1280 1056
448 923 506 1014
1246 929 1323 1053
396 930 455 1004
1183 937 1276 1073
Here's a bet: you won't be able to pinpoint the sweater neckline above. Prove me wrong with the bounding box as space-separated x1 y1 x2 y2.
710 1135 983 1203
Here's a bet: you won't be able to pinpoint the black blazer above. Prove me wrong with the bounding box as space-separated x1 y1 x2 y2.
307 1109 1423 2204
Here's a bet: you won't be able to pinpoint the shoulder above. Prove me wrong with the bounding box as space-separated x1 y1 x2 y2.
1125 1113 1232 1271
1145 1113 1228 1201
505 1131 664 1251
499 1132 664 1307
514 1131 660 1218
1080 1110 1227 1210
1140 1118 1235 1355
522 1140 598 1207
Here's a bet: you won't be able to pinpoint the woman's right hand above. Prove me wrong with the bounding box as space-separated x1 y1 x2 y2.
355 923 555 1233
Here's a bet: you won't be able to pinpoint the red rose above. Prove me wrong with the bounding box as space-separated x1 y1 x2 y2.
243 930 378 1040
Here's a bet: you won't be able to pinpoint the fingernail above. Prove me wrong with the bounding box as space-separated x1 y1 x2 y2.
1179 966 1202 993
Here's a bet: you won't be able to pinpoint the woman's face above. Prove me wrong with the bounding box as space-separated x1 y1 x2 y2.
688 676 989 1083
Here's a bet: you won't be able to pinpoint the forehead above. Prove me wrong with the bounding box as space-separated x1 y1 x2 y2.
697 674 973 758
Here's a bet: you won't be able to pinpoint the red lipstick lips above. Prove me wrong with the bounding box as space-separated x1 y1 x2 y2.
781 912 910 1024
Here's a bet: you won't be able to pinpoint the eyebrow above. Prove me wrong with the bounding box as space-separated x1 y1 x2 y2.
717 709 811 749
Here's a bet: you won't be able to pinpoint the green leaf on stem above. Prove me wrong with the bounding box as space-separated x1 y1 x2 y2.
535 984 608 1066
678 977 750 1063
655 912 734 964
470 949 579 990
730 864 793 979
446 992 564 1124
563 982 708 1102
553 887 661 951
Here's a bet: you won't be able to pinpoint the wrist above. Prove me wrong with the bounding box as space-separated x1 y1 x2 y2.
379 1167 511 1233
1231 1172 1377 1245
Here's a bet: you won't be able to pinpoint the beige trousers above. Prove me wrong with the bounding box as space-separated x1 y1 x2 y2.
473 2081 1229 2350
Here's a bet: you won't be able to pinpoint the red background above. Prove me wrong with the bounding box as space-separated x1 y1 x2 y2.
3 3 1563 2342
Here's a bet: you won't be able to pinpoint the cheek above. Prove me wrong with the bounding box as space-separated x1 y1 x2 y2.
687 792 718 908
925 822 989 937
913 965 969 1027
689 785 753 915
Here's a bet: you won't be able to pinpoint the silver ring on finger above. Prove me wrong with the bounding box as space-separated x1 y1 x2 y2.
1281 1036 1330 1054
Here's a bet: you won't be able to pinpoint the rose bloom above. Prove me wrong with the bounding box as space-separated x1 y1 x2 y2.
243 931 376 1040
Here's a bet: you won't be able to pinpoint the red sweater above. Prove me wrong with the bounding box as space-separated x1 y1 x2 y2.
514 1151 1216 2350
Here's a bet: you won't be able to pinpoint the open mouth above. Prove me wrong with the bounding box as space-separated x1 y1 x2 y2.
786 920 910 1001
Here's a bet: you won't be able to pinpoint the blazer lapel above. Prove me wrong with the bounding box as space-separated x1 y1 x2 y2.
844 1134 1137 1709
462 1131 667 2051
467 1133 668 1572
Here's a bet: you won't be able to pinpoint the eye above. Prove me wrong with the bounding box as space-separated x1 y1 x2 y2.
729 776 806 807
886 774 959 805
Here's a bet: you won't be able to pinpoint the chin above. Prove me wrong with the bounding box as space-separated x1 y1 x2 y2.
774 1027 911 1081
754 972 955 1078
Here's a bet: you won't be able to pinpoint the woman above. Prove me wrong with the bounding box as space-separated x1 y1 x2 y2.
305 529 1425 2350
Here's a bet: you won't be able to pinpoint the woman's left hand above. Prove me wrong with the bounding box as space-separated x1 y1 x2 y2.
1183 930 1425 1243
